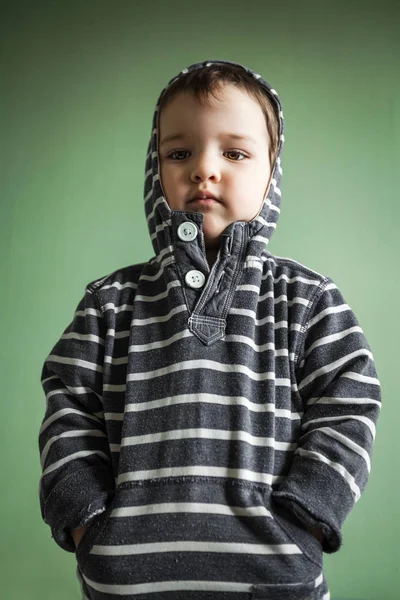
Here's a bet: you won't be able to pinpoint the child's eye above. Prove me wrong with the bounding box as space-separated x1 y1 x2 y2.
225 150 247 161
167 150 189 160
166 149 248 161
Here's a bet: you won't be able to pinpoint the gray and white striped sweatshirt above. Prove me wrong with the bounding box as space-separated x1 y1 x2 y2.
38 59 381 600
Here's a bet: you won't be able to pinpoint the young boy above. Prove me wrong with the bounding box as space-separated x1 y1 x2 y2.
38 59 381 600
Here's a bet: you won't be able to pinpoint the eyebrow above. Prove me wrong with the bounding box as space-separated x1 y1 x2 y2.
159 133 258 147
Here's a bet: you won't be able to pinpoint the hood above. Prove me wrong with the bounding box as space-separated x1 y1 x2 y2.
143 59 284 264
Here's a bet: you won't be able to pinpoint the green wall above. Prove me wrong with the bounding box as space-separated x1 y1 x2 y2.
2 1 398 598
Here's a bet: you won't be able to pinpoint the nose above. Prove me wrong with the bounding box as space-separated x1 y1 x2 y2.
190 153 221 183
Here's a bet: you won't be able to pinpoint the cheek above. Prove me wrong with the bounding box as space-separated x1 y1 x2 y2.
160 163 177 187
159 166 181 209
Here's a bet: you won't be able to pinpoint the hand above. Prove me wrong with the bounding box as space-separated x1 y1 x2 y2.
71 516 97 548
71 523 89 548
306 525 324 544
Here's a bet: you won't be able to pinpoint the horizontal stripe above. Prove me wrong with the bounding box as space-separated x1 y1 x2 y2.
229 308 309 327
61 332 105 345
106 394 302 419
128 329 192 352
90 540 301 556
130 304 187 325
45 385 100 399
303 326 364 359
315 427 371 471
134 280 181 302
45 354 103 373
242 260 263 271
145 194 164 221
41 449 111 477
298 349 373 390
127 360 287 383
252 235 269 244
123 331 303 355
73 307 101 318
303 414 376 438
40 429 106 467
306 396 381 407
101 302 134 314
82 575 253 595
151 222 173 241
260 196 280 213
40 374 58 386
257 216 278 228
307 303 351 329
110 502 273 519
120 428 296 450
230 290 311 308
271 274 321 286
295 448 361 501
101 280 138 291
340 372 380 385
127 332 292 354
39 408 102 434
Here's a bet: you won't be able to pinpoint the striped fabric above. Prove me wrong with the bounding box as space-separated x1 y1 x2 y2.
38 60 381 600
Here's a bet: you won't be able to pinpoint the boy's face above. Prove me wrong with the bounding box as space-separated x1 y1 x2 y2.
158 83 272 251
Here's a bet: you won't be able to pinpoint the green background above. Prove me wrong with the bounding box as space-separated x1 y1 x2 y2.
2 1 398 598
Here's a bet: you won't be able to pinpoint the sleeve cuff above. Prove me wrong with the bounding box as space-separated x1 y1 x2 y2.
272 454 355 553
42 465 116 552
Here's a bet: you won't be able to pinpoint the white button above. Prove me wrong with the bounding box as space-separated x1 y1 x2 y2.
185 270 206 289
177 221 198 242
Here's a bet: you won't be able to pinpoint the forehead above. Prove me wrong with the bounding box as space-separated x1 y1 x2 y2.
160 84 258 118
158 84 268 144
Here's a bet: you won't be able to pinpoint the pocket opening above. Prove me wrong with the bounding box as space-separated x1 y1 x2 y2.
76 493 119 571
269 499 323 568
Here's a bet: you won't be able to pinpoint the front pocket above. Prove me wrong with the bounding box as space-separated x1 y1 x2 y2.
78 478 323 597
252 579 317 599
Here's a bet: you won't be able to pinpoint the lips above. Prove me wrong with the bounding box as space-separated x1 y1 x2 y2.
188 191 219 202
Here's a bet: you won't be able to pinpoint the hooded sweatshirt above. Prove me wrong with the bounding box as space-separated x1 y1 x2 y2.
38 59 381 600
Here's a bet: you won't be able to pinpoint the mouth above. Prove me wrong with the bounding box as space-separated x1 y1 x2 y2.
188 191 220 204
188 198 219 206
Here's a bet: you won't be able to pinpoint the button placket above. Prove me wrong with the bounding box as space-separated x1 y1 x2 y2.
177 221 206 291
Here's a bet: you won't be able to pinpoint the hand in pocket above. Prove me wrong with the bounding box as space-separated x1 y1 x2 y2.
71 516 98 548
305 524 324 544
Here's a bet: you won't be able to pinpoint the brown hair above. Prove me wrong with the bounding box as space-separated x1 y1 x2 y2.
158 63 280 168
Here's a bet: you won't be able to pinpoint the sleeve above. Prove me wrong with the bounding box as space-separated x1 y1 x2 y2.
272 277 382 553
38 283 116 552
